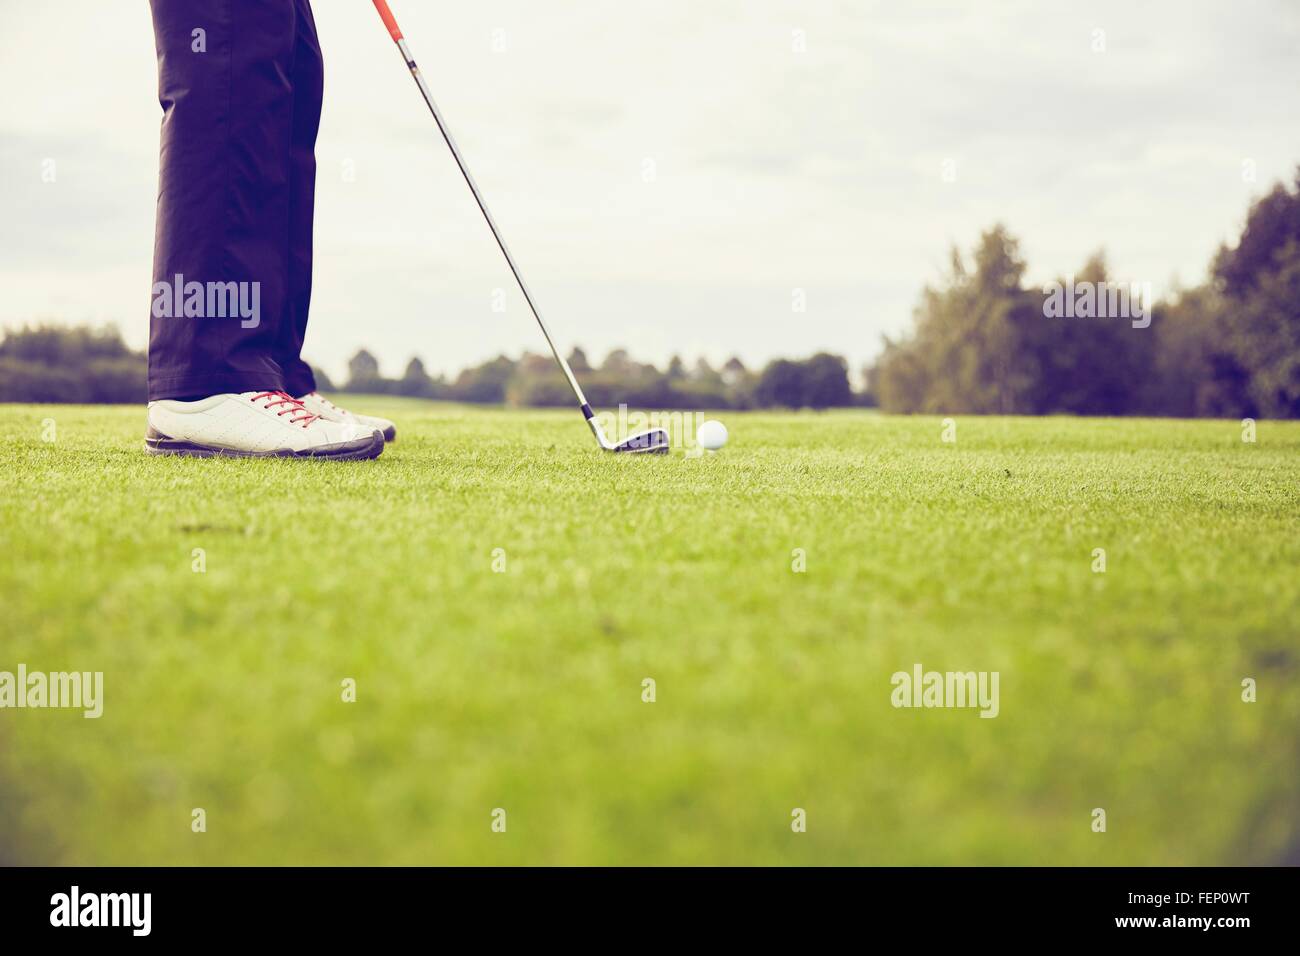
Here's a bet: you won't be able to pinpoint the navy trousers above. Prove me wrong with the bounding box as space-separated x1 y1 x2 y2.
148 0 321 400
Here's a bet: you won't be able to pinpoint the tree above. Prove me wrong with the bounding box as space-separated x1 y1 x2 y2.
872 338 928 413
346 349 382 392
506 351 573 406
1134 287 1217 416
1229 240 1300 416
399 356 436 397
450 355 515 403
1214 171 1300 298
872 226 1156 415
690 357 724 387
309 365 336 392
802 353 853 409
873 227 1032 413
755 359 806 408
1029 252 1153 415
1212 171 1300 417
600 349 633 376
858 363 879 407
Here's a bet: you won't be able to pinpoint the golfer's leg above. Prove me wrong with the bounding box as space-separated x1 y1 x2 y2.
147 0 295 400
279 0 324 398
274 3 396 440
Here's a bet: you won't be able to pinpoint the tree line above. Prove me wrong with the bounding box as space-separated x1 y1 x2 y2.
329 347 856 410
3 169 1297 416
0 325 857 410
871 169 1300 418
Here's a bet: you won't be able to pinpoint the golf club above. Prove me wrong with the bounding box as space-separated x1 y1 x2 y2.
371 0 669 455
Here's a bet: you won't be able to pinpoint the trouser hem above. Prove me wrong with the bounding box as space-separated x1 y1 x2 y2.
149 372 286 402
282 366 317 398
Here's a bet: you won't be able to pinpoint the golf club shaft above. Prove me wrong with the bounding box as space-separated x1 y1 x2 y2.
370 0 597 425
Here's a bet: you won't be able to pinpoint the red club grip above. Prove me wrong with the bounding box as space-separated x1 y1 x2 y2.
372 0 403 41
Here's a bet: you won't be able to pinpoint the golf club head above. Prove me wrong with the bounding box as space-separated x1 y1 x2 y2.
609 428 671 455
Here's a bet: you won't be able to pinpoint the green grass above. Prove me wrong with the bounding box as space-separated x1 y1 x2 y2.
1 399 1298 865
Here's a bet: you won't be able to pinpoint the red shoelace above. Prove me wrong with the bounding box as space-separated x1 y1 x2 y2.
250 391 318 426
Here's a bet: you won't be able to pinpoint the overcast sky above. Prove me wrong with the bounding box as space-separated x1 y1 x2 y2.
1 0 1297 383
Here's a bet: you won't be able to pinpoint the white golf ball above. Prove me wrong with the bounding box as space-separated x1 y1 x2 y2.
697 419 728 451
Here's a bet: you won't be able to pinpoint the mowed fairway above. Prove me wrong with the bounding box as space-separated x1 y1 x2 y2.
1 399 1298 865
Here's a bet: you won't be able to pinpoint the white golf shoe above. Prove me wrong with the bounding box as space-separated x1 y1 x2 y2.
145 391 384 459
295 391 397 442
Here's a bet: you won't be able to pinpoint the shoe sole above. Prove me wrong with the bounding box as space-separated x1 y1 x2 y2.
144 431 385 461
382 425 396 442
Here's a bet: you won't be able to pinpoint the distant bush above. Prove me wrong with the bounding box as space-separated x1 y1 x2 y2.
0 325 146 403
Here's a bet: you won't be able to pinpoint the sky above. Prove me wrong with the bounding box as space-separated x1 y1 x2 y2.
1 0 1298 384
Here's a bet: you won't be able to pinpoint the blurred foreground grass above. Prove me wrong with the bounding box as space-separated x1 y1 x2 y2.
1 400 1297 864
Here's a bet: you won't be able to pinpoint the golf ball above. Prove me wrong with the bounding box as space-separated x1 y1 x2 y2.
697 419 728 451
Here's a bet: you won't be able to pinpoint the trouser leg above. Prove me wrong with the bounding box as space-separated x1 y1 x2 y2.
147 0 298 400
278 0 324 398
